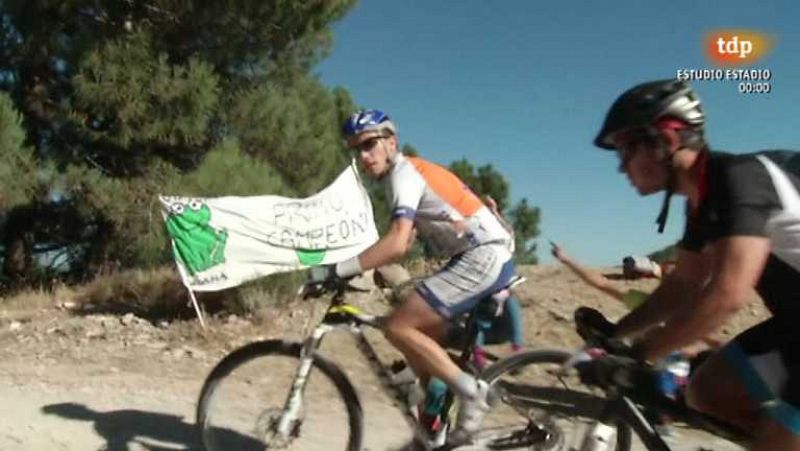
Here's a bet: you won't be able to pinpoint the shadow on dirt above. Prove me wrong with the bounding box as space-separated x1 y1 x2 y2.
42 402 263 450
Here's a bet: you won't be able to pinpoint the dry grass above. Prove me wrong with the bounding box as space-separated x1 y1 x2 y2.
75 266 187 312
0 283 75 310
0 266 307 319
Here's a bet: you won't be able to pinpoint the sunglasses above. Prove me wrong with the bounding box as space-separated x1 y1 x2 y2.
352 136 386 153
615 132 661 168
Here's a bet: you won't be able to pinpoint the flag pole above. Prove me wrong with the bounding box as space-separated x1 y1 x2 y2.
186 287 206 328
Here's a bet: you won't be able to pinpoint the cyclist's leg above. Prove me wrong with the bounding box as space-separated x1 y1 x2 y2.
384 245 514 382
480 310 510 345
751 417 800 451
472 326 491 369
686 318 800 449
384 291 457 383
474 327 487 347
384 244 515 439
752 342 800 450
684 349 758 430
503 296 525 350
478 296 524 344
478 297 524 348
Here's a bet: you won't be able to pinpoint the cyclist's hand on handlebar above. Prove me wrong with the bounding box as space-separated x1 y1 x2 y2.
302 265 348 298
574 307 622 348
307 264 356 288
575 352 647 390
574 306 651 363
309 264 338 284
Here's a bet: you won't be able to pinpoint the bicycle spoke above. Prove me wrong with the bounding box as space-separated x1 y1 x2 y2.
198 343 358 451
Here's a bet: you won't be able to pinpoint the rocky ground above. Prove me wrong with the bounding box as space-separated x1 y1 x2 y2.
0 264 769 450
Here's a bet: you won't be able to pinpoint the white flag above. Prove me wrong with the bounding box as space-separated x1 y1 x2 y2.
159 162 378 291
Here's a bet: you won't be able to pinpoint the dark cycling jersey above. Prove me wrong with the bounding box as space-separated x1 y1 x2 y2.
680 150 800 425
680 150 800 321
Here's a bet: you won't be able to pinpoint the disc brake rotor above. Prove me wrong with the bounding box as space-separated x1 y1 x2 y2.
254 407 303 450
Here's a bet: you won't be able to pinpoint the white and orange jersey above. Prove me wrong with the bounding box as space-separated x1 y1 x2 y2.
384 153 512 258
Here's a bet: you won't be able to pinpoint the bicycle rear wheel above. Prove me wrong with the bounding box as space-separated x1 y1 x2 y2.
196 340 363 451
473 349 632 451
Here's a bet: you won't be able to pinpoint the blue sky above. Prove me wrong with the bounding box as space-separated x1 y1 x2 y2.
315 1 799 265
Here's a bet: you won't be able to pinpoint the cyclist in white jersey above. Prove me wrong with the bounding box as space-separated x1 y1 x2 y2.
312 109 515 442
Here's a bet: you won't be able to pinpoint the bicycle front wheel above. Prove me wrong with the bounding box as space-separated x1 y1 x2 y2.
196 340 363 451
474 349 632 451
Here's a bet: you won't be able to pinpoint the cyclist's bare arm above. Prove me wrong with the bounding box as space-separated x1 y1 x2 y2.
355 217 415 271
554 249 626 301
616 247 710 339
637 235 770 360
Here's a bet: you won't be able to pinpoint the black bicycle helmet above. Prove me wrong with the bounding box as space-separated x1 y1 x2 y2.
594 80 705 150
596 80 706 234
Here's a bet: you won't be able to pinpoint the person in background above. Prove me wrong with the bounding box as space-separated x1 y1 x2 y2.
470 288 525 369
470 195 526 369
622 255 664 280
550 241 662 310
551 241 714 348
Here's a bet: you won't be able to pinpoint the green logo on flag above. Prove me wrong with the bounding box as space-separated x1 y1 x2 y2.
296 249 326 266
165 200 228 275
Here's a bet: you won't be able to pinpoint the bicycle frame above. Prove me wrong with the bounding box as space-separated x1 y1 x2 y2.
589 389 748 451
570 309 751 451
592 394 672 451
272 284 480 449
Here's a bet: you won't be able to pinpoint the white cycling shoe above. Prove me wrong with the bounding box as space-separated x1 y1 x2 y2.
448 379 494 444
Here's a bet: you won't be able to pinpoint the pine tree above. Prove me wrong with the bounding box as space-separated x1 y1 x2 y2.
508 199 541 264
0 0 359 284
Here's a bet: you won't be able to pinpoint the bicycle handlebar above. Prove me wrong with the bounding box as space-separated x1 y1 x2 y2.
298 277 350 300
569 307 752 444
570 307 655 391
573 307 632 355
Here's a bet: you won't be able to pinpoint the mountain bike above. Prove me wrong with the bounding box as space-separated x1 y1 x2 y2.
482 307 750 451
197 273 595 450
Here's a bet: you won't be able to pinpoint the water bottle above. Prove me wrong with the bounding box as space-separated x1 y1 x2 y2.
665 353 690 381
657 352 691 398
580 421 616 451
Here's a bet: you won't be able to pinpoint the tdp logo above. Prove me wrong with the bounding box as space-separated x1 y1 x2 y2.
706 29 773 66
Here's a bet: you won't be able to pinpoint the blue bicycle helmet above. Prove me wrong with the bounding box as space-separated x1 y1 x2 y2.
342 109 397 145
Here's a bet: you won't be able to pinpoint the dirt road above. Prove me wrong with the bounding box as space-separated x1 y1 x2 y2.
0 265 763 450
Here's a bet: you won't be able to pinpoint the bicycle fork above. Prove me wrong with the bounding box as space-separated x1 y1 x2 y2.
274 324 333 439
